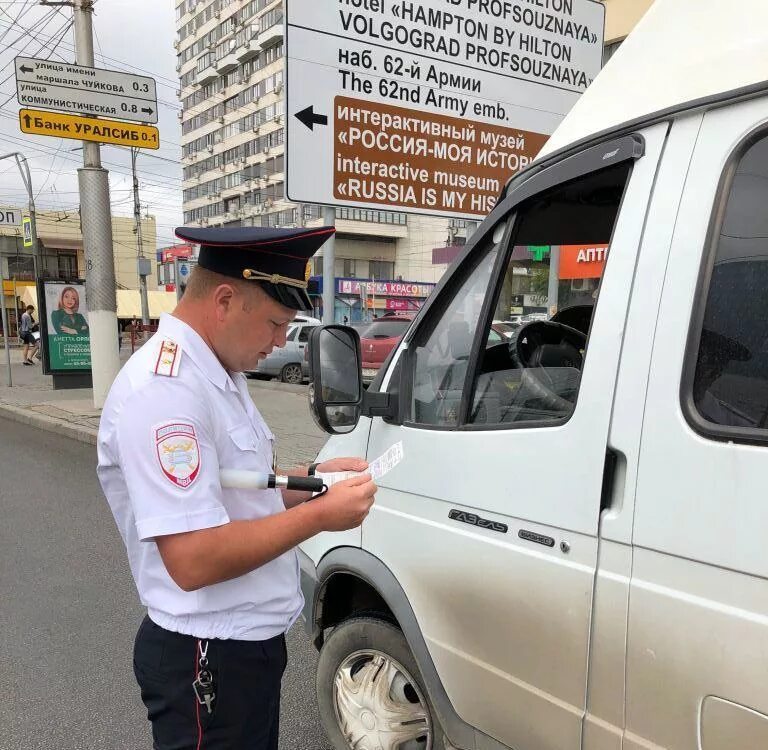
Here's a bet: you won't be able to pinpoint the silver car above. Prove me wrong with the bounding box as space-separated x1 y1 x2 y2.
247 316 320 384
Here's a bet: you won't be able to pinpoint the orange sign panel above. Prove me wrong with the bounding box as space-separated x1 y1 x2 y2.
558 244 609 280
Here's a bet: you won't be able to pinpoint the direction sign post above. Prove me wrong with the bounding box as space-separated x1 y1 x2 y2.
19 109 160 150
286 0 605 219
14 56 158 123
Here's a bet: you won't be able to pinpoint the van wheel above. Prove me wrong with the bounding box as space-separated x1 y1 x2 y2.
281 363 303 384
317 617 445 750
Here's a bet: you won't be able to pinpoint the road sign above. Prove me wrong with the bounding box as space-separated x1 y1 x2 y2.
286 0 605 219
19 109 160 150
22 216 32 247
0 207 22 227
15 56 158 124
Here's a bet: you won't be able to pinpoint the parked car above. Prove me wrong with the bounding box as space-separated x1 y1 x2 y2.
246 315 320 383
359 316 413 384
301 5 768 748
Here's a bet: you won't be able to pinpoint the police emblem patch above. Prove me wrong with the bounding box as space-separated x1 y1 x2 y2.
155 422 201 488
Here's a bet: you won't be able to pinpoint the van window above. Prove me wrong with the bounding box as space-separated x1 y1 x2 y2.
690 134 768 433
409 223 506 426
470 163 631 426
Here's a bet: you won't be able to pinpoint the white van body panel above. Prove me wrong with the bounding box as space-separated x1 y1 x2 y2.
582 114 704 750
361 124 669 750
540 0 768 159
627 97 768 748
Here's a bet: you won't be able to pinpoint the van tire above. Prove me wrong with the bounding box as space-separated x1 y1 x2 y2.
317 616 446 750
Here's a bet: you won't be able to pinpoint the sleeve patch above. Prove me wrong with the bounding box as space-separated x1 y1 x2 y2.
155 422 201 489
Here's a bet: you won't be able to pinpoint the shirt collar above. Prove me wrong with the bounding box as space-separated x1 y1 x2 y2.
157 313 238 392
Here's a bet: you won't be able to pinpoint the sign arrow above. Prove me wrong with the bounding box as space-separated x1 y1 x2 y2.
20 65 33 74
141 107 153 116
22 113 31 128
295 105 328 131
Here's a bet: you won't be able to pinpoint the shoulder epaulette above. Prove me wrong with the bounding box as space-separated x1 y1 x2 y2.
151 338 182 377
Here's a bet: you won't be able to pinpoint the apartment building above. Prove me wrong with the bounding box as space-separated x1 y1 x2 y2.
175 0 462 319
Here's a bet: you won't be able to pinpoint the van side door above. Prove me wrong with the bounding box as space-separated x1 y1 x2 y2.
628 99 768 748
364 124 668 750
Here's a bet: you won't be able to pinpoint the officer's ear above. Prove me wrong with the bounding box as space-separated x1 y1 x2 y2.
211 283 237 322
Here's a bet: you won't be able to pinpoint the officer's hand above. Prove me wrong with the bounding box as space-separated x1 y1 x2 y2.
317 456 368 474
317 473 376 532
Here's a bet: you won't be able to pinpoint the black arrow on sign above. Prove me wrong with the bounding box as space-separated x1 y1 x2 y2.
141 107 154 116
295 106 328 131
22 113 31 128
20 65 33 73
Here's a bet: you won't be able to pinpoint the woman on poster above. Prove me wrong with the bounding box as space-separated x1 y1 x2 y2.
51 286 89 336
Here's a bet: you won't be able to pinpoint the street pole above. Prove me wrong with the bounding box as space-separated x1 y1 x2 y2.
131 148 151 327
73 0 120 408
0 259 12 387
322 206 336 324
0 152 41 282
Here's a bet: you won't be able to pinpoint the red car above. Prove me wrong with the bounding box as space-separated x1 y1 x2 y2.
359 316 413 384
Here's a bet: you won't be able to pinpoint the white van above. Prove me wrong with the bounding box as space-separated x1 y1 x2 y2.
299 2 768 748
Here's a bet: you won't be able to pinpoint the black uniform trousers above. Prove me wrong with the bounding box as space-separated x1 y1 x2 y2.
133 616 287 750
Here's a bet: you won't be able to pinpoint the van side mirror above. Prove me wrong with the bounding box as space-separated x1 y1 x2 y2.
308 326 363 434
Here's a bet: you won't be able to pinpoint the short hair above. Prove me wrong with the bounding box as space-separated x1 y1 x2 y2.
26 305 34 311
183 266 265 307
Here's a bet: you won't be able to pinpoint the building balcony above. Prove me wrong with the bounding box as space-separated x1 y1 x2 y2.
258 23 283 49
196 64 218 86
215 51 239 74
236 40 259 61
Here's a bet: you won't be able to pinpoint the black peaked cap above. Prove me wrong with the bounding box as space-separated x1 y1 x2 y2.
175 225 334 311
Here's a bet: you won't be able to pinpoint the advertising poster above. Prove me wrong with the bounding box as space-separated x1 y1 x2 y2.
41 280 91 372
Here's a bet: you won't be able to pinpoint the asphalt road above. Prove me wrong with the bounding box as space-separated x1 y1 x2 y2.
0 417 331 750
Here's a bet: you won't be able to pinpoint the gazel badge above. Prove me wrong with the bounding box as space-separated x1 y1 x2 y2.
155 422 201 488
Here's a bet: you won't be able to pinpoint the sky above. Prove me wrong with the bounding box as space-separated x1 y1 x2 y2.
0 0 183 249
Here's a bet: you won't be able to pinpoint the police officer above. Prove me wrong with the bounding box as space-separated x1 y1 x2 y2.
97 225 376 750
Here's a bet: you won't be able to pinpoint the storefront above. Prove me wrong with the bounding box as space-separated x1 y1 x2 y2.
308 277 436 322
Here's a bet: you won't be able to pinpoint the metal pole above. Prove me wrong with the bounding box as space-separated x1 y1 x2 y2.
547 245 560 316
14 154 41 272
322 206 336 324
0 259 12 387
132 148 151 327
74 0 120 408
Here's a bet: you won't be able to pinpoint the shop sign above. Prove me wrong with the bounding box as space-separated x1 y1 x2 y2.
338 278 435 297
558 244 608 279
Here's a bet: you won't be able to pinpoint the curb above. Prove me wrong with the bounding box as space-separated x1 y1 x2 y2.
0 403 97 446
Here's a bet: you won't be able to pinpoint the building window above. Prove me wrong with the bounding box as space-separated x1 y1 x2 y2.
343 258 356 277
370 260 394 280
58 254 78 279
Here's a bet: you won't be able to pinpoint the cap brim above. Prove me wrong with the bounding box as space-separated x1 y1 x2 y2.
260 282 313 312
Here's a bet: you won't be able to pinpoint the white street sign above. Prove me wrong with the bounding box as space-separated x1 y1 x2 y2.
286 0 604 219
15 56 158 124
0 207 22 227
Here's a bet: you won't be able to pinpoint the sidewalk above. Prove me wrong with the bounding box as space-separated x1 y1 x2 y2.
0 344 319 462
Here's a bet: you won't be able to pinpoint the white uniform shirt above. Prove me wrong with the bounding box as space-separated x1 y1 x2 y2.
97 313 303 641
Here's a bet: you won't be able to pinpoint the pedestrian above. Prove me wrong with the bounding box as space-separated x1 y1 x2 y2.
97 225 376 750
19 304 38 365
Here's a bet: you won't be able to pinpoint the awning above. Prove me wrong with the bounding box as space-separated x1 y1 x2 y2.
117 290 177 318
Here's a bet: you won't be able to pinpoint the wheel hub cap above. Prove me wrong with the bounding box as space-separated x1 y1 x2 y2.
333 650 432 750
